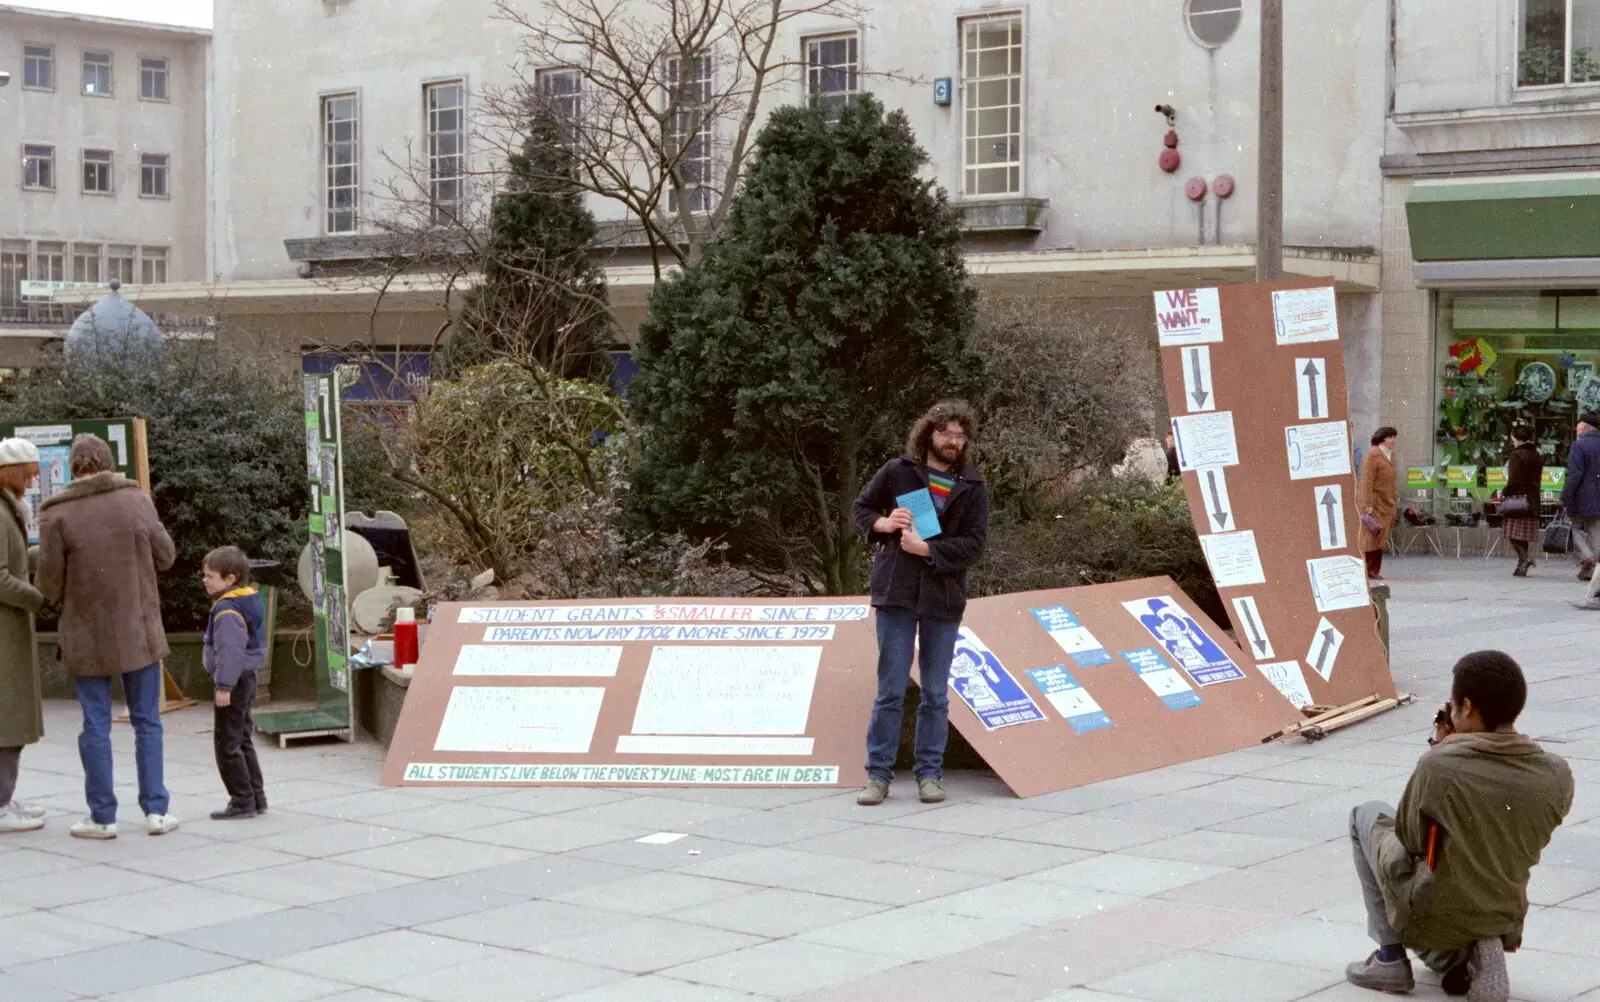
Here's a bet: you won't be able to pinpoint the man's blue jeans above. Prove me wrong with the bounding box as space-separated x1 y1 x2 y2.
76 662 169 825
865 608 960 783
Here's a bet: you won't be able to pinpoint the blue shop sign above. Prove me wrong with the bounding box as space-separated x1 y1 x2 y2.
301 351 432 403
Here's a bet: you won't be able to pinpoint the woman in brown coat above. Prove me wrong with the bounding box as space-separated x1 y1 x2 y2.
0 439 48 834
37 434 178 840
1356 427 1399 581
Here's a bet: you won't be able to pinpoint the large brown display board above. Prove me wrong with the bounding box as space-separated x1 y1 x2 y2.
384 583 1304 798
1155 279 1397 709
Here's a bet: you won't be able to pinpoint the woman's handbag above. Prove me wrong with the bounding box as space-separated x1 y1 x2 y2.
1499 496 1531 515
1544 513 1574 555
1360 512 1383 534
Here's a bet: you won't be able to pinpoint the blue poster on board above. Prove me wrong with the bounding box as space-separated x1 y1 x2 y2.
1121 596 1247 687
1121 647 1204 710
1026 665 1115 733
1030 605 1114 667
949 627 1047 730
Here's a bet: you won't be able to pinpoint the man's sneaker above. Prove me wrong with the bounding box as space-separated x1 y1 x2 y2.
1466 937 1509 1002
856 780 889 806
146 814 180 836
1574 599 1600 611
1345 951 1415 994
70 818 117 840
0 810 44 833
917 778 947 804
9 801 46 820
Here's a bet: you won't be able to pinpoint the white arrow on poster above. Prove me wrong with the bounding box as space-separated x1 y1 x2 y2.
1199 530 1267 588
1296 358 1330 420
1155 288 1225 347
1172 411 1240 472
1257 660 1314 708
1230 595 1274 659
1184 346 1215 412
1315 483 1347 551
1308 555 1370 612
1198 465 1234 532
1285 421 1352 481
1272 286 1340 345
1306 617 1345 682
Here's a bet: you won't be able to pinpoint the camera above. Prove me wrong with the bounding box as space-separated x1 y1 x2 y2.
1428 702 1452 746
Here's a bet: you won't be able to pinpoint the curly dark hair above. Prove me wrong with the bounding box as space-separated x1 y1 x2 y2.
1452 650 1527 730
904 399 978 468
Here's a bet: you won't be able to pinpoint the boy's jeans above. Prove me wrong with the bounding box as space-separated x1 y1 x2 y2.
865 608 960 783
76 662 170 825
214 671 267 811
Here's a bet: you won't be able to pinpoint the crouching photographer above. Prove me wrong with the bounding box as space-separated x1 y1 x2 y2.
1345 651 1572 1001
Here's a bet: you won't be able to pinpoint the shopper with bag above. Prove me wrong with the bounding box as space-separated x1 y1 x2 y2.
1356 427 1398 581
1562 413 1600 583
1502 426 1544 578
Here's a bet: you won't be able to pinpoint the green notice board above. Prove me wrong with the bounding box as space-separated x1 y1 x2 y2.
0 419 147 543
256 372 354 741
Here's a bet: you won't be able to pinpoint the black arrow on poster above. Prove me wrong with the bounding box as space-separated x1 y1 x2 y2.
1184 346 1214 412
1230 595 1274 659
1307 616 1345 682
1316 484 1347 550
1297 357 1329 420
1202 466 1233 532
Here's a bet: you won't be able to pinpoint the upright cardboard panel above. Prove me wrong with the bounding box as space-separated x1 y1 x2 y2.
1156 279 1397 707
383 599 877 788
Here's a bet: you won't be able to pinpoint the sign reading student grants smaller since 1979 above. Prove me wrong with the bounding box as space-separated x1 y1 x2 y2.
949 627 1047 730
1122 597 1247 686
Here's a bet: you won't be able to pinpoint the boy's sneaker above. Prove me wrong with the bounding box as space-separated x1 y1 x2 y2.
1466 937 1509 1002
0 808 44 833
1345 951 1415 994
917 778 947 804
70 818 118 840
856 780 889 806
146 813 180 836
209 804 257 820
9 801 46 820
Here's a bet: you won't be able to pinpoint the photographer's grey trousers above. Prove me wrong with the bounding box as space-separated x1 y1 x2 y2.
1351 801 1469 973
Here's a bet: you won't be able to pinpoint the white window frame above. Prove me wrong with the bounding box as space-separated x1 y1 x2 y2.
139 56 170 102
424 79 468 225
82 149 114 194
22 145 55 191
140 153 170 198
107 244 136 285
666 53 715 214
959 11 1025 199
535 66 583 125
0 242 31 321
322 92 361 234
1517 0 1600 87
140 247 168 285
804 32 861 113
34 242 66 285
72 243 103 285
23 44 55 91
82 51 113 96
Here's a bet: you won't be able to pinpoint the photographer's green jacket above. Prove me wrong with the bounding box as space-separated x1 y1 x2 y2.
1373 731 1573 951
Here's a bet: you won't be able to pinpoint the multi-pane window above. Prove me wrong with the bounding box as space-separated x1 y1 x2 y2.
107 245 136 285
666 54 714 213
34 242 66 285
73 244 102 285
0 242 28 322
140 247 168 285
83 150 113 193
82 51 112 95
805 33 859 113
23 45 54 90
536 67 582 138
961 14 1024 197
140 57 169 101
140 153 170 197
424 81 466 224
23 146 55 190
323 94 360 234
1520 0 1600 86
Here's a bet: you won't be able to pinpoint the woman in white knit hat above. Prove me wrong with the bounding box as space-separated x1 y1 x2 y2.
0 437 49 833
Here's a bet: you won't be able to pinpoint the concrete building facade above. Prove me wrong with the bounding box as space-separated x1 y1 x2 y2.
1382 0 1600 520
0 4 209 362
91 1 1385 431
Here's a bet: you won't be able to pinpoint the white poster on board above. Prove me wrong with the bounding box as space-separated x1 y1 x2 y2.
1285 421 1352 481
1257 661 1315 708
454 645 623 677
1199 530 1268 587
1308 555 1370 612
1231 596 1274 659
1172 411 1240 471
1307 618 1346 681
1273 287 1340 345
1155 288 1225 346
1315 484 1348 551
433 686 605 754
631 646 821 736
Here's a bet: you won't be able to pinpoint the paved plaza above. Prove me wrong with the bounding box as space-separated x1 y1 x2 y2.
1 555 1598 1002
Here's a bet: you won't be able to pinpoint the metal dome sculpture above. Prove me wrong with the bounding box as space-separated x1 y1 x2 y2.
64 280 164 361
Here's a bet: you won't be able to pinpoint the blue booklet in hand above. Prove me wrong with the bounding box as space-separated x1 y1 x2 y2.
895 488 943 539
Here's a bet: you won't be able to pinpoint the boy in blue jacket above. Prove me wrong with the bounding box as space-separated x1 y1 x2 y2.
201 546 268 820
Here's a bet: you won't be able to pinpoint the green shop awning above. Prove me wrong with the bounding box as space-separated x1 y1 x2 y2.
1406 175 1600 262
